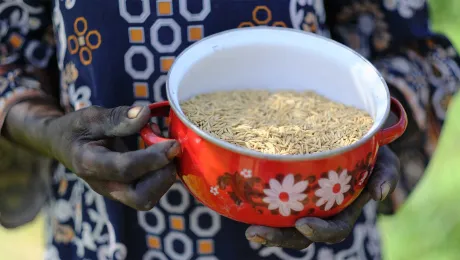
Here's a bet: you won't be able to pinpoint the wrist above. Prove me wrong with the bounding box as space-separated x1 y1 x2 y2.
3 98 63 158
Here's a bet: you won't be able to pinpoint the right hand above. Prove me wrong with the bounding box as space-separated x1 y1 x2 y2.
45 105 180 211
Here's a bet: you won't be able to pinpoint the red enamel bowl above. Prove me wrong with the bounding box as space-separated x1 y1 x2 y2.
140 27 408 227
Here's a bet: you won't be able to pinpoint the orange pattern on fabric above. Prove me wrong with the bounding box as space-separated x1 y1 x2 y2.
67 17 102 66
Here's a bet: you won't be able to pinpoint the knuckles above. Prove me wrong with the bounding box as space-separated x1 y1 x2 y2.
112 156 135 182
79 106 104 123
108 107 125 128
67 106 104 134
70 148 96 179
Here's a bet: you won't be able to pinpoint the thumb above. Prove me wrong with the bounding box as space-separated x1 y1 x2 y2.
367 146 400 201
95 106 151 137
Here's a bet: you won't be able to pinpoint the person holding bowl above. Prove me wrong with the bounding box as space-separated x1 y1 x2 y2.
0 1 458 260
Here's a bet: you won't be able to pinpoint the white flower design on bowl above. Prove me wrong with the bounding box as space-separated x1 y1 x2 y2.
315 170 352 211
210 186 219 196
263 174 308 216
240 169 252 178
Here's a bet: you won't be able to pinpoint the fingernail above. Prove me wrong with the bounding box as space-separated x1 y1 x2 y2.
380 182 391 201
143 201 154 211
128 106 143 119
246 234 267 245
296 222 314 237
166 142 181 160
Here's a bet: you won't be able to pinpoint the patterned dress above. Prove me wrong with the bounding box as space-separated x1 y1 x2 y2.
0 0 459 259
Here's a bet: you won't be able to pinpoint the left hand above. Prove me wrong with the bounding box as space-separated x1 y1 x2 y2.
245 146 400 249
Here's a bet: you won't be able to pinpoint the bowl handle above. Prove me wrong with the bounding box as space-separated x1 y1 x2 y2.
140 101 175 147
377 97 408 146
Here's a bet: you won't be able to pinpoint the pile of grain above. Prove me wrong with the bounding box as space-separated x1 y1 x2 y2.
180 90 374 155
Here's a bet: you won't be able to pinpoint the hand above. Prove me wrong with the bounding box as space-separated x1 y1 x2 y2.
49 106 180 210
6 103 180 211
245 146 400 249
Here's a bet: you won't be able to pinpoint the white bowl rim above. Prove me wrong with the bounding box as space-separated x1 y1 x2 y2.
166 27 390 162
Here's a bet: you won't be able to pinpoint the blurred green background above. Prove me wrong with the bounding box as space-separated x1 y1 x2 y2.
379 0 460 259
1 1 459 259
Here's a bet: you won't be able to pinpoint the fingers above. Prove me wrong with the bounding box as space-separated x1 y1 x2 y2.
80 106 152 138
245 226 312 250
87 163 177 211
73 140 180 182
367 146 400 201
295 191 371 243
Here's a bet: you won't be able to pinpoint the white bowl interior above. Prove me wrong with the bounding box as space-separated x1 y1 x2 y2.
168 27 389 147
